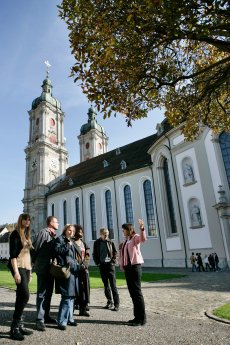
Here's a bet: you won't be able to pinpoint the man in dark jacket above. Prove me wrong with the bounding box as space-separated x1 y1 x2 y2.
93 228 119 311
33 216 59 331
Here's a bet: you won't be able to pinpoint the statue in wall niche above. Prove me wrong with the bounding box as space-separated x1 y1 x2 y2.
183 163 195 183
191 204 202 227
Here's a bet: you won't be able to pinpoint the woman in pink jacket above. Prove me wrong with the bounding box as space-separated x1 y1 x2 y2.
119 219 147 326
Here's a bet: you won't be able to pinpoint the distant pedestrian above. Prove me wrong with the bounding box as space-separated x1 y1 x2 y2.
8 213 33 340
197 253 205 272
214 253 220 271
204 255 210 271
33 216 59 331
93 228 120 311
208 253 215 271
119 219 147 326
190 252 197 272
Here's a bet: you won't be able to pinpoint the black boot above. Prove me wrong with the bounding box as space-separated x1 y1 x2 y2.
19 321 33 336
10 320 25 341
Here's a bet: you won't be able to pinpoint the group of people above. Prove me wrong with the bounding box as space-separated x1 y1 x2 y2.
190 252 220 272
8 213 147 341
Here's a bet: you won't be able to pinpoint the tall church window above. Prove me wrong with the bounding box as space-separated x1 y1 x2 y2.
63 200 67 225
163 158 177 234
143 180 156 236
51 203 55 217
220 132 230 187
124 185 134 224
90 193 97 240
75 197 80 225
105 190 114 239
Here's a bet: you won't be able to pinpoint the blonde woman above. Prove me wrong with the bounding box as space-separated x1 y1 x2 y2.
54 224 86 330
8 213 33 340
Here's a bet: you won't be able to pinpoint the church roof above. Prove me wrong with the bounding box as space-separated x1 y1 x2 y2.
48 133 157 196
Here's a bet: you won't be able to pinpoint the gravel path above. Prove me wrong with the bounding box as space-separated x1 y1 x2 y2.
0 268 230 345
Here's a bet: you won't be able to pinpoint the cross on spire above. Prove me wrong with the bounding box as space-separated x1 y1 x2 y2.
44 60 51 78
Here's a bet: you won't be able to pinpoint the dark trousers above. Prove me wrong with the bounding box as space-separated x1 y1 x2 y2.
13 268 30 321
36 273 54 321
124 264 146 322
99 263 120 307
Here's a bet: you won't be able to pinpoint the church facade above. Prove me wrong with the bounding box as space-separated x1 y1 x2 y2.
23 77 230 268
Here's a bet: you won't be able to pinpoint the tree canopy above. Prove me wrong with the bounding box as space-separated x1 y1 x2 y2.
59 0 230 139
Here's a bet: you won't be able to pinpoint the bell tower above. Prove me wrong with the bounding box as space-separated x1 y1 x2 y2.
23 62 68 235
78 107 108 162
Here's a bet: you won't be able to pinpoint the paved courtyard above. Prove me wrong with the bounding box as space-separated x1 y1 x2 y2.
0 268 230 345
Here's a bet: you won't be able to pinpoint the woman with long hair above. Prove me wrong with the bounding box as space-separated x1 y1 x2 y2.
73 224 90 317
119 219 147 326
8 213 33 340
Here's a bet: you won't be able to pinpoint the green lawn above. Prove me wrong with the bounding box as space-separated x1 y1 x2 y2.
0 263 184 293
213 303 230 320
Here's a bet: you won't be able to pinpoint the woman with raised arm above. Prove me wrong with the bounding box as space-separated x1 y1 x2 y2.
8 213 33 341
119 219 147 326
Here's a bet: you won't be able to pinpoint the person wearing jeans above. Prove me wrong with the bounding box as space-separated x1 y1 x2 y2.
33 216 59 331
54 224 85 330
8 213 33 341
119 219 147 326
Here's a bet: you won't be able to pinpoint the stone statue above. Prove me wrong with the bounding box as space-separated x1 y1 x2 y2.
183 163 195 183
191 204 202 226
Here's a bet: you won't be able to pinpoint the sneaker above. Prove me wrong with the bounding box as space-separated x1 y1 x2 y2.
113 306 119 311
44 316 56 324
36 321 46 332
79 311 90 317
129 320 146 326
67 320 77 326
57 324 67 331
10 327 25 341
103 302 113 310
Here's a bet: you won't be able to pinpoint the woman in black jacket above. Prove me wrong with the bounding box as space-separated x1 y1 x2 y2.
8 213 33 340
73 224 90 316
54 224 85 330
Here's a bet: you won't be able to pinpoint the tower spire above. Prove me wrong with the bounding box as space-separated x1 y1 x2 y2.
44 60 51 79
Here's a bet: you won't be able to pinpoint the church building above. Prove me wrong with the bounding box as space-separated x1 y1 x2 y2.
23 75 230 268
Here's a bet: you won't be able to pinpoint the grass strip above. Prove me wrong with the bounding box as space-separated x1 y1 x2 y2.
0 263 184 293
213 303 230 320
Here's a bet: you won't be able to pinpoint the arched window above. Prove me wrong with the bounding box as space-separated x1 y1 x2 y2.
219 132 230 187
63 200 67 225
163 158 177 234
105 190 114 239
90 193 97 240
143 180 156 236
51 203 55 217
75 197 80 225
124 185 134 224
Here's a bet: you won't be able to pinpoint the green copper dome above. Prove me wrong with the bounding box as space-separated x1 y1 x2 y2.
80 107 105 135
32 78 61 110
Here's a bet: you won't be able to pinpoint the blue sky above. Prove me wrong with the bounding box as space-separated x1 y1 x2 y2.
0 0 164 225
